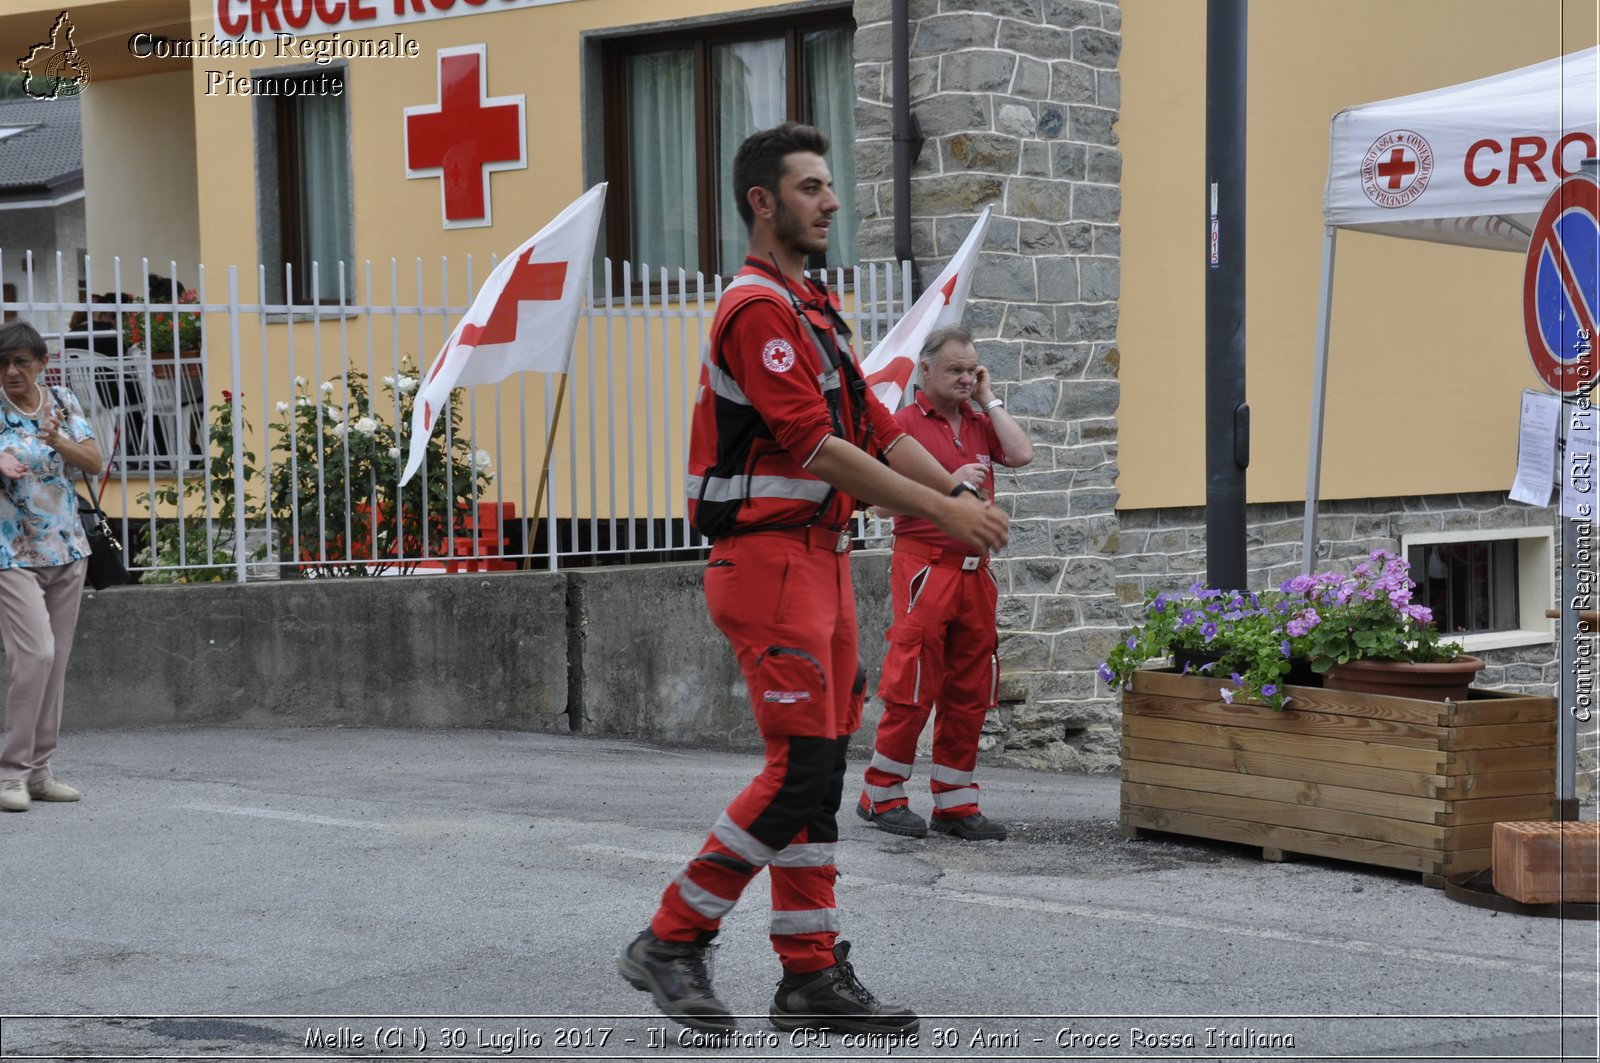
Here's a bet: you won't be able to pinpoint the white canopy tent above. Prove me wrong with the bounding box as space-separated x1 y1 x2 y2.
1304 44 1598 556
1302 45 1598 811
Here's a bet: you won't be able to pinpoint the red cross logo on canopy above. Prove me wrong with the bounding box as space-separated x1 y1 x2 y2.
404 45 526 229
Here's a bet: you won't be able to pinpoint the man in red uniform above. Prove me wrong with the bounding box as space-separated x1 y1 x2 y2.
858 326 1034 841
618 124 1009 1034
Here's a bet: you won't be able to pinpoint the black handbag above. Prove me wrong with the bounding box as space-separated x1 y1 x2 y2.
76 471 128 590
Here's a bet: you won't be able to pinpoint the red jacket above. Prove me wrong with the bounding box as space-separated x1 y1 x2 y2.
687 259 903 537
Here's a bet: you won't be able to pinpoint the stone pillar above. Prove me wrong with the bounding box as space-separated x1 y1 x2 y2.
853 0 1124 771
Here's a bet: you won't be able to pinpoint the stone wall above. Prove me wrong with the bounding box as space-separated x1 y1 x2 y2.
852 0 1126 773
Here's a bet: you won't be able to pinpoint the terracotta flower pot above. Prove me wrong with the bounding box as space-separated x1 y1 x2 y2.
1322 654 1486 702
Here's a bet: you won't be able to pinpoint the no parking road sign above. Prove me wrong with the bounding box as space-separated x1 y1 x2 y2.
1524 175 1599 395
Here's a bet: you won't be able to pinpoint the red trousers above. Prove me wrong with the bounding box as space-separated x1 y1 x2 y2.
862 541 997 821
649 528 863 973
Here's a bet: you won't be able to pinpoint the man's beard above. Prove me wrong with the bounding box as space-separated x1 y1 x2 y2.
775 199 828 255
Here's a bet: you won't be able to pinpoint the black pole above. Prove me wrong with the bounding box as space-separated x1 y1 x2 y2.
891 0 921 293
1205 0 1248 591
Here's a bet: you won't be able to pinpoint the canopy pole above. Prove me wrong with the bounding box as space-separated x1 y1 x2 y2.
1300 225 1338 575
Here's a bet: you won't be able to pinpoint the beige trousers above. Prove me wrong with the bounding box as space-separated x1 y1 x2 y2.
0 559 86 782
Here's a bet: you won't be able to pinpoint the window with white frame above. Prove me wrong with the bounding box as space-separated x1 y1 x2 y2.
1402 527 1555 652
254 70 354 305
600 11 857 280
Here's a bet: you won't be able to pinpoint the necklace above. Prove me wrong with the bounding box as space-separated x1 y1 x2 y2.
3 383 44 419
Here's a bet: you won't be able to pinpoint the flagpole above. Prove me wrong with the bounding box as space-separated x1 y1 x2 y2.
529 372 570 563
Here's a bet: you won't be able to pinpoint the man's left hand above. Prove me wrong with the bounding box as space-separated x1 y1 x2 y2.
972 365 994 407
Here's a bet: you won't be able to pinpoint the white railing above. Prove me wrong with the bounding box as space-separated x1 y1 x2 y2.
0 249 910 580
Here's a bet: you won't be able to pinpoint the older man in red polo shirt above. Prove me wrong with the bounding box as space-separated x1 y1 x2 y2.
858 325 1034 841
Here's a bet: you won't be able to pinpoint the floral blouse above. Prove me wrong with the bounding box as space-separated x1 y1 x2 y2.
0 385 94 570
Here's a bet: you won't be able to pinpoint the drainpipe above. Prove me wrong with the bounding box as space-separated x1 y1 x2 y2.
1205 0 1248 592
891 0 924 293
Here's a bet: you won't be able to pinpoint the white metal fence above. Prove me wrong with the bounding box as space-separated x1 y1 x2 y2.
1 249 910 580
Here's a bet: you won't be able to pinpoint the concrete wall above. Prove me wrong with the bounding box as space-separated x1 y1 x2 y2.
57 552 892 752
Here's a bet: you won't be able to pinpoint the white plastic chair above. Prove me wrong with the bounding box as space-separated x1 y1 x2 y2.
58 349 130 474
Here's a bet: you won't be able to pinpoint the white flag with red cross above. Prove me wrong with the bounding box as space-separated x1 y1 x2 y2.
859 206 992 411
400 183 607 487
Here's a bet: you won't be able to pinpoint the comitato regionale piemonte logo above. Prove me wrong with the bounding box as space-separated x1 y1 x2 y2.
17 12 91 99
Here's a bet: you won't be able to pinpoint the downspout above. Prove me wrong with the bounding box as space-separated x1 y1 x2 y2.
891 0 924 292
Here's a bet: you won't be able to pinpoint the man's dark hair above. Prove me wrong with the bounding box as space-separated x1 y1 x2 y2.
732 123 830 230
920 324 974 363
0 319 46 361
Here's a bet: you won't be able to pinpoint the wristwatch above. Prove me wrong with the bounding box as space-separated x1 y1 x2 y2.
983 398 1004 410
949 481 981 500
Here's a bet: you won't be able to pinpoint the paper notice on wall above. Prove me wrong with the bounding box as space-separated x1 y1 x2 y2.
1561 396 1597 521
1510 389 1559 506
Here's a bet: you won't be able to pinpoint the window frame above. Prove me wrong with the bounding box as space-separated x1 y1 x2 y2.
1400 526 1556 652
253 65 355 308
600 9 855 287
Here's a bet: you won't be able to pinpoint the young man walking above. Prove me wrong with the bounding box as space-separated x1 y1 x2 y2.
619 124 1008 1034
858 326 1034 841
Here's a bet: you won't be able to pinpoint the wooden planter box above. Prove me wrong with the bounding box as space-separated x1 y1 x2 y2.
1120 669 1556 887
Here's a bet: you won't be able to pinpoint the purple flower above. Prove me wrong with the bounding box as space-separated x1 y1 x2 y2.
1230 672 1244 686
1281 640 1293 658
1179 609 1200 628
1126 636 1139 651
1261 684 1278 698
1097 662 1115 683
1152 593 1169 611
1201 621 1219 643
1181 660 1193 675
1219 687 1235 704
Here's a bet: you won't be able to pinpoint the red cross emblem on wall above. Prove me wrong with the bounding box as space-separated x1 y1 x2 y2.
404 45 526 229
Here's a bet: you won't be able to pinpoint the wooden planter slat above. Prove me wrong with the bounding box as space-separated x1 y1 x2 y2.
1123 761 1447 823
1121 669 1556 886
1122 735 1451 799
1437 794 1562 826
1127 692 1447 748
1440 769 1555 800
1447 746 1558 774
1123 714 1448 772
1442 722 1557 750
1121 803 1443 875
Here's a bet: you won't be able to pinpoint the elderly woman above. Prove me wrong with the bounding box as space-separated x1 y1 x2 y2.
0 320 102 813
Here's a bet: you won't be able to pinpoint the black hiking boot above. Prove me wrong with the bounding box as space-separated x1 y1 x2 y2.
768 941 919 1035
930 811 1008 841
856 797 928 838
619 929 735 1031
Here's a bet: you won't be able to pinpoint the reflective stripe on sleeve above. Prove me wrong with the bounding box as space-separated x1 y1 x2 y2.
712 811 778 866
870 751 915 778
930 763 974 786
673 871 738 919
770 842 837 868
769 908 841 936
932 786 980 810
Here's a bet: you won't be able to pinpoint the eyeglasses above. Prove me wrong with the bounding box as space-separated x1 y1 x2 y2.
0 356 38 372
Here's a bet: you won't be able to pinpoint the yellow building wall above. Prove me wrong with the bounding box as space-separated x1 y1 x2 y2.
82 69 201 275
1117 0 1598 510
170 0 773 524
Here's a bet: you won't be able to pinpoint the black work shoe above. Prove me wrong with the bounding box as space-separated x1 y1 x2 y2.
856 798 928 838
930 812 1008 841
619 930 735 1031
770 941 919 1034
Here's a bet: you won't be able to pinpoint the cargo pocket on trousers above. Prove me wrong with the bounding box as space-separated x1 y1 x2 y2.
751 645 829 737
876 623 929 706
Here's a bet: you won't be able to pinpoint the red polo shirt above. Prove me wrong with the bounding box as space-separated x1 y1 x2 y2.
891 389 1008 551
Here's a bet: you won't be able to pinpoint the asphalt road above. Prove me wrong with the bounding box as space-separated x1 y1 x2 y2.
2 727 1596 1062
